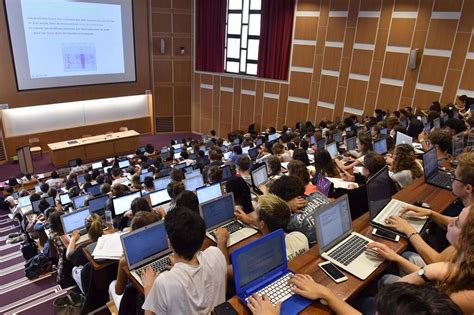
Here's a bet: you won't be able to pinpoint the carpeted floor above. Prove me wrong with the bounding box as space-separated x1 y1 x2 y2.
0 132 200 182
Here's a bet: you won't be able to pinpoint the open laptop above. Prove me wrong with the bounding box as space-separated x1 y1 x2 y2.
248 146 259 160
154 176 171 191
395 131 412 146
250 164 269 194
85 183 101 197
346 136 357 151
326 142 338 159
184 174 205 191
121 220 172 286
452 132 464 158
112 191 142 216
433 117 441 129
316 138 326 150
196 182 222 204
373 138 388 155
221 165 232 181
59 193 72 207
60 207 91 243
118 160 130 169
32 196 55 213
422 147 452 190
313 194 383 280
199 193 257 247
77 174 87 185
232 229 312 314
184 168 201 179
92 162 103 170
88 194 109 215
72 194 89 209
149 189 171 207
367 166 427 234
158 167 173 177
139 171 153 183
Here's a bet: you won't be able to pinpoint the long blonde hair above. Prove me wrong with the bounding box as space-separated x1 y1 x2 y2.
85 214 104 243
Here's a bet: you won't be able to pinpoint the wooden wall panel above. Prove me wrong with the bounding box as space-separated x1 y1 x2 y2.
418 56 449 85
292 46 316 68
346 80 368 110
388 19 416 47
350 50 373 75
323 48 343 70
294 17 319 40
355 18 378 43
425 20 458 49
382 53 408 80
377 85 402 108
413 90 440 108
289 72 312 99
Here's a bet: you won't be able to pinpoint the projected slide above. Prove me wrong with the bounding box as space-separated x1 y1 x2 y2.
5 0 136 90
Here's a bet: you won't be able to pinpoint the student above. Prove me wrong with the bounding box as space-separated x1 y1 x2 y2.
335 132 373 171
141 207 228 315
180 151 195 166
230 145 243 165
386 144 423 189
46 171 63 188
111 168 128 186
313 149 340 178
272 142 292 162
266 156 283 180
82 173 93 191
165 182 185 212
144 144 155 156
225 176 254 214
39 183 50 198
420 129 452 164
48 210 74 287
207 166 223 184
143 176 155 195
287 160 318 195
236 155 252 187
175 191 199 214
203 150 224 182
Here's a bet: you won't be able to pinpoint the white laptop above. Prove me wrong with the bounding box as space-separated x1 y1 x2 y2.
199 193 257 247
313 195 383 280
196 183 222 204
149 189 171 208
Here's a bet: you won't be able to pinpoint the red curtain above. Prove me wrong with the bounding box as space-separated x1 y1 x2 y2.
195 0 227 72
257 0 295 80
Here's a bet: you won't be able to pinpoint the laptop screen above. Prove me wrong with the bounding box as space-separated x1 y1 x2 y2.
149 189 171 206
315 173 332 197
233 229 286 293
119 160 130 169
310 135 315 145
185 169 201 179
86 184 101 196
77 174 87 185
326 142 338 159
59 193 71 206
61 208 91 234
422 148 438 179
112 191 141 216
221 165 232 181
223 151 232 160
159 167 172 177
255 138 263 146
366 166 392 219
373 138 388 155
154 176 171 191
32 196 55 213
73 194 89 209
242 147 250 154
316 138 326 150
313 195 352 253
92 162 102 170
346 137 356 151
175 163 187 170
380 128 388 135
88 195 109 213
122 221 170 269
268 134 277 142
248 147 259 159
251 165 268 187
433 117 441 129
184 175 205 191
395 132 412 146
452 132 464 157
18 196 31 208
196 183 222 204
200 194 235 229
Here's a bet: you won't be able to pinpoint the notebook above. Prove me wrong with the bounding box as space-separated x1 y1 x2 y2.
60 207 91 243
199 193 257 247
112 191 142 216
232 229 312 314
121 220 172 286
367 166 427 234
196 183 223 204
422 147 452 190
313 194 383 280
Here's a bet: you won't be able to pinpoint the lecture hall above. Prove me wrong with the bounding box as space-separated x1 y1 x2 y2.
0 0 473 314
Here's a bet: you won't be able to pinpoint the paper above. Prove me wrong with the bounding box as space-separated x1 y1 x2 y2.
326 177 359 189
92 232 124 260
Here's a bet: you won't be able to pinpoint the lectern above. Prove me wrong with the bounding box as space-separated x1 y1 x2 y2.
17 145 34 175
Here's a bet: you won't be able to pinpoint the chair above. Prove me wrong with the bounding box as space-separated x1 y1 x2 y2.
28 138 42 158
119 127 128 132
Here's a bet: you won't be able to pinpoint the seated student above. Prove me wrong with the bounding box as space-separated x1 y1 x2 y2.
169 168 184 183
419 129 452 164
230 145 243 164
256 142 273 164
225 176 254 214
179 151 195 166
272 143 292 162
39 183 50 198
287 160 318 195
267 156 283 180
313 149 340 178
130 173 142 191
141 207 229 315
236 155 252 187
142 176 155 195
120 197 156 231
46 171 64 188
203 150 224 181
111 168 128 186
165 181 185 212
385 144 423 189
66 214 104 293
144 144 155 156
207 166 223 185
175 191 199 214
335 132 373 171
70 158 89 174
82 173 93 191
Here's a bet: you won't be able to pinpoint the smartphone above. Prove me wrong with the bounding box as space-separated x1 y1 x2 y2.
213 302 238 315
372 228 400 242
319 261 347 283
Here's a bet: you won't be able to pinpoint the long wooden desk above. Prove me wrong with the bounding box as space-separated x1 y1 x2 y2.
47 130 140 167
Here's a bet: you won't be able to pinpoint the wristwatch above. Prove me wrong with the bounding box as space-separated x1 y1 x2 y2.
417 267 430 282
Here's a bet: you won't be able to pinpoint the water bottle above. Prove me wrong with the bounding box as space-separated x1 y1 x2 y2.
105 210 113 227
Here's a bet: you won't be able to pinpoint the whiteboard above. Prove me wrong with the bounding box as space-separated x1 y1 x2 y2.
2 94 149 137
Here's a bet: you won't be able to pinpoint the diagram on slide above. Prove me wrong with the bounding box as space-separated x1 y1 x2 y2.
62 43 97 72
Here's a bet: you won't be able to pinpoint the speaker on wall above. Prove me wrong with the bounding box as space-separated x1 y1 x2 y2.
408 48 419 70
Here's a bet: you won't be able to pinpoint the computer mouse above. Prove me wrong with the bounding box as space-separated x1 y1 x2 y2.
414 201 431 209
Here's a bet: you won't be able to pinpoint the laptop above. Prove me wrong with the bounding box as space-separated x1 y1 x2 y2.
184 169 200 179
422 147 452 190
72 194 89 209
34 184 41 193
242 147 250 155
326 142 338 159
149 189 171 207
313 194 383 280
232 229 312 314
346 136 356 151
250 164 269 194
268 134 278 142
77 174 87 185
184 165 194 173
196 183 222 204
119 160 130 169
310 135 316 145
316 138 326 150
248 146 259 160
139 171 153 183
174 162 187 170
88 195 109 215
314 173 332 197
158 167 173 177
121 220 172 286
86 183 102 196
395 131 412 146
60 207 91 243
154 176 171 191
18 195 32 214
184 174 205 191
92 162 103 170
59 193 72 206
433 117 441 129
255 138 263 146
221 165 232 181
223 151 232 160
452 132 464 158
333 132 342 143
373 138 388 155
32 196 55 213
112 191 142 216
197 155 210 166
380 128 388 135
199 193 257 247
367 166 427 234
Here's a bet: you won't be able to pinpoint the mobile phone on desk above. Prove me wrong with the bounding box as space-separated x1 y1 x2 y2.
213 302 238 315
372 228 400 242
319 261 347 283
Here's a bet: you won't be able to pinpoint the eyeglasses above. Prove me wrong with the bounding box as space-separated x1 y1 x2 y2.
449 173 464 184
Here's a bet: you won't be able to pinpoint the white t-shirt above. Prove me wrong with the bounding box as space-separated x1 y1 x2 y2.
390 170 413 188
142 246 227 315
286 232 309 261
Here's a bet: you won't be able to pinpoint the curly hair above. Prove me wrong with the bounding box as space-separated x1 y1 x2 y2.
391 144 423 179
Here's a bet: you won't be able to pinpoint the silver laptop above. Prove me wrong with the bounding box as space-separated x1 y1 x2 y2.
149 188 171 207
367 166 426 234
313 195 383 280
60 207 91 243
250 164 269 194
121 220 172 286
184 174 205 191
199 193 257 247
196 183 222 204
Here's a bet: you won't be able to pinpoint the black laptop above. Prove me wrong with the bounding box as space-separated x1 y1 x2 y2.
422 147 452 190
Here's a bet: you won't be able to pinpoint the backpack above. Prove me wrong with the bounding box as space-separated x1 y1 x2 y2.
24 253 52 280
21 235 38 260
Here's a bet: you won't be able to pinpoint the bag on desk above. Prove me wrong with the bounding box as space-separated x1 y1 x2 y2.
21 236 38 260
53 292 85 315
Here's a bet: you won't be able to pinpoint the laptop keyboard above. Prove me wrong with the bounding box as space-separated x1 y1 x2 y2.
245 273 294 305
430 173 451 188
328 235 369 266
210 221 244 238
135 256 171 277
382 200 406 219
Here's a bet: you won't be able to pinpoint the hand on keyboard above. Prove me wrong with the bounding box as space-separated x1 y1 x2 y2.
247 294 281 315
384 216 417 236
215 227 230 244
140 265 160 289
288 274 328 301
366 242 396 261
399 205 431 219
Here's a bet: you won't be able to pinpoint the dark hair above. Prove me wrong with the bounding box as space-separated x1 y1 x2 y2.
267 156 282 176
181 151 189 159
236 155 251 172
49 210 64 235
357 131 373 154
314 149 339 177
363 152 386 176
38 198 51 213
300 139 309 150
8 177 20 187
170 168 184 182
167 182 185 200
287 160 310 185
407 119 423 139
111 167 122 178
130 197 152 215
130 211 160 231
225 177 253 213
376 283 461 315
209 150 221 161
40 183 49 194
165 207 206 260
144 176 154 190
233 146 243 155
51 171 59 179
145 144 155 154
269 175 305 201
445 118 467 134
175 191 200 214
207 166 223 183
293 148 310 166
429 129 452 153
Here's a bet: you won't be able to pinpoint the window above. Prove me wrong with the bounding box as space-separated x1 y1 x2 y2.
224 0 261 76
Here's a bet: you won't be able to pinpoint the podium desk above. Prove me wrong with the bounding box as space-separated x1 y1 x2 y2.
47 130 140 167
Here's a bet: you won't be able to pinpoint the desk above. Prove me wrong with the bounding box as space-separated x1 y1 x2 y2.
47 130 140 167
